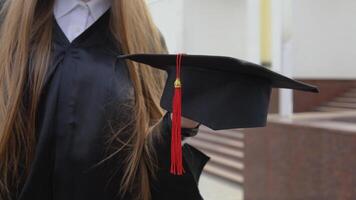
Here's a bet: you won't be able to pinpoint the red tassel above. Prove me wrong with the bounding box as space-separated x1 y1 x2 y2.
170 54 185 175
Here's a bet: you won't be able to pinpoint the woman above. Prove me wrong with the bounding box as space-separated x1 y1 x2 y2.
0 0 209 199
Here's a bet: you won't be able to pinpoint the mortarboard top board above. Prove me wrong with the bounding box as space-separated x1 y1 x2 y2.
118 53 319 130
118 53 319 175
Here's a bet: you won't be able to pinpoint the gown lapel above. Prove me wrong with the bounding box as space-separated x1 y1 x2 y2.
43 10 115 88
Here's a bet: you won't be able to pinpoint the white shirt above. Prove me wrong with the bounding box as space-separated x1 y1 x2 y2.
54 0 111 42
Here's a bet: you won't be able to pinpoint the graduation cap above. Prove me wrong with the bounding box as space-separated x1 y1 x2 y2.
118 53 319 175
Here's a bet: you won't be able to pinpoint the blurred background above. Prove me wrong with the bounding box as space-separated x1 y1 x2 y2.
148 0 356 199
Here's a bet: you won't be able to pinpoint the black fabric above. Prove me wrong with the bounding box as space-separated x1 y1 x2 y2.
119 54 319 130
151 113 210 200
16 10 208 200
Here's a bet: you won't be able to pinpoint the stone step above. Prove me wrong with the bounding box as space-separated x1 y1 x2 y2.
203 164 244 185
343 92 356 98
314 106 352 112
199 127 244 141
207 160 243 175
347 87 356 91
334 97 356 103
194 131 244 149
207 151 244 171
188 139 244 161
324 102 356 109
312 87 356 112
191 126 245 186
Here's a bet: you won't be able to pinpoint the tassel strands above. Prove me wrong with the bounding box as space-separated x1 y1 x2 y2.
170 54 185 175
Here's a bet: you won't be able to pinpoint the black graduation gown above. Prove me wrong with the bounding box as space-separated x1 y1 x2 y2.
16 11 209 200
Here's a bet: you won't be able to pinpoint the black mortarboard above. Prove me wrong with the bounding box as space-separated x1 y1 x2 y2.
119 53 318 129
118 53 319 175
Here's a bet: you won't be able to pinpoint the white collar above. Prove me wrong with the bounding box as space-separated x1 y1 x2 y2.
54 0 111 20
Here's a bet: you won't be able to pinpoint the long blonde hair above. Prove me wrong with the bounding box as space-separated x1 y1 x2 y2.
0 0 167 199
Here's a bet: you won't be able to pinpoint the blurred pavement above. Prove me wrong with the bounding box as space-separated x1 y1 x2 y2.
199 172 243 200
